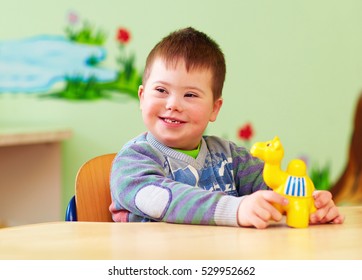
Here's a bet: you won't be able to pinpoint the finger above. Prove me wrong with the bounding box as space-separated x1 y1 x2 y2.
332 214 345 224
320 207 344 224
241 206 269 229
310 200 341 224
261 201 283 222
254 200 283 223
310 203 331 223
259 191 285 221
313 190 332 208
262 191 289 206
248 214 269 229
269 206 283 222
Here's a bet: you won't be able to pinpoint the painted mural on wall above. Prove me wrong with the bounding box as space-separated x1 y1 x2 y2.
0 11 141 100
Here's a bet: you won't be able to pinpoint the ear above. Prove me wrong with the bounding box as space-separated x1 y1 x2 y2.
138 85 144 99
209 98 223 122
138 85 144 109
274 136 281 149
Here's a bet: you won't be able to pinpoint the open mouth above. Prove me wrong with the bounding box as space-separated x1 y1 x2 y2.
161 117 184 124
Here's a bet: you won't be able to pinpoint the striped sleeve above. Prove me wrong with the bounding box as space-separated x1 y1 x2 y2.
230 142 269 195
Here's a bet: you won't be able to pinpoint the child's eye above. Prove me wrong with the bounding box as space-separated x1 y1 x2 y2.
156 88 167 93
185 92 197 98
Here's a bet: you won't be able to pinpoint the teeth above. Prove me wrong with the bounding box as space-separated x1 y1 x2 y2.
164 118 181 124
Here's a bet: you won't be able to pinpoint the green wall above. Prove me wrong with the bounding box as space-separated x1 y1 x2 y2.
1 0 361 214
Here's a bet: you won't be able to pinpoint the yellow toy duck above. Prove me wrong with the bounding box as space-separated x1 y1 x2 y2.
250 136 316 228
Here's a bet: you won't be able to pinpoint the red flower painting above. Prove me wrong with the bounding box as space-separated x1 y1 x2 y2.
238 123 254 141
117 28 131 44
115 27 135 82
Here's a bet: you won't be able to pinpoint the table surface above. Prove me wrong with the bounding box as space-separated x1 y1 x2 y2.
0 206 361 260
0 126 72 147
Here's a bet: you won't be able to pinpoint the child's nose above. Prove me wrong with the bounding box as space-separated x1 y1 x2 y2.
166 96 183 111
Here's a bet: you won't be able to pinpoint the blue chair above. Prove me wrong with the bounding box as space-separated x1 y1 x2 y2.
65 196 77 221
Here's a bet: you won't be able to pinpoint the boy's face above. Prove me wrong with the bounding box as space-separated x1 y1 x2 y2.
139 58 223 150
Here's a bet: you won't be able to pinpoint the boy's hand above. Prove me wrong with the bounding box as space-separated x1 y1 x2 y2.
237 190 289 229
309 190 345 224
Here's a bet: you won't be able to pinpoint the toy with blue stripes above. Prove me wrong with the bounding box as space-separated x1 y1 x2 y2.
251 136 316 228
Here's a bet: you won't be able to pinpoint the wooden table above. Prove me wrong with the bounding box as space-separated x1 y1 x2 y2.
0 206 361 260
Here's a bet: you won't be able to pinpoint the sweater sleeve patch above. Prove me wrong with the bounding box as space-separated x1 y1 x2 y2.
135 185 171 219
214 195 243 227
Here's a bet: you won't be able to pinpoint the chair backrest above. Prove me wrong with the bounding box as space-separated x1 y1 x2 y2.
75 153 116 222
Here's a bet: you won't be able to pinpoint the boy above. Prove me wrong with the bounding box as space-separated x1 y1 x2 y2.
110 27 344 229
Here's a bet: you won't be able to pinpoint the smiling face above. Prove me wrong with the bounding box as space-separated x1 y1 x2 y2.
138 58 223 150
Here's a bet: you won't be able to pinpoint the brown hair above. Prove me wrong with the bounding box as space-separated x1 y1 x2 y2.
143 27 226 100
